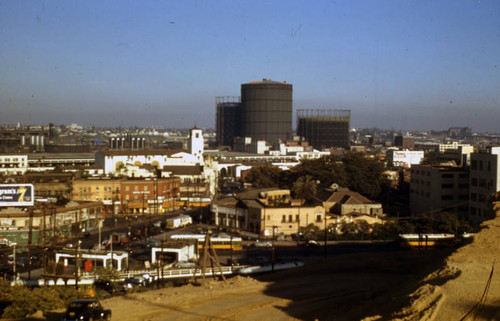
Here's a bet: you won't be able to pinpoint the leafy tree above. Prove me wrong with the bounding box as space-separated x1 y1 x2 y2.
96 266 121 282
342 152 388 198
292 175 317 201
244 164 283 188
291 156 347 188
0 279 80 319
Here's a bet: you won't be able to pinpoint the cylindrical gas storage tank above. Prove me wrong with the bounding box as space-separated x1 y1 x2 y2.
241 78 292 143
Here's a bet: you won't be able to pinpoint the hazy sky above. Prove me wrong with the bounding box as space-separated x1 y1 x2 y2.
1 1 499 132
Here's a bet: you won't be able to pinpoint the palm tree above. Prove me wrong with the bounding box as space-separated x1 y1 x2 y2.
292 175 317 202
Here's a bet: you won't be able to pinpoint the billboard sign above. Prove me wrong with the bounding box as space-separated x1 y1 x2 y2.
0 184 34 207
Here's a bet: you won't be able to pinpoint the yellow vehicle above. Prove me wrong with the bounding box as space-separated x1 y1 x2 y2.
399 233 473 248
170 234 243 251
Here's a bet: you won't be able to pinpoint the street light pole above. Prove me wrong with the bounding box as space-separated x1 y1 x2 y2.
324 214 328 259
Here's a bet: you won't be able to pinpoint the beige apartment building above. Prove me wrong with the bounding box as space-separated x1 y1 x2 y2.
410 164 469 217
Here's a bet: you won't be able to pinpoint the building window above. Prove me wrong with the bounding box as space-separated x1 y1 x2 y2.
471 193 477 201
289 215 293 222
471 178 478 186
282 215 286 223
316 215 322 222
267 215 270 220
441 195 453 200
126 186 130 191
442 183 453 189
471 160 477 170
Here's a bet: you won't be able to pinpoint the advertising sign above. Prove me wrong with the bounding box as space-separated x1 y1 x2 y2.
0 184 34 207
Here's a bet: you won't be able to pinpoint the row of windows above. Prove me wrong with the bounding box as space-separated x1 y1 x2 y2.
470 193 487 203
471 178 492 188
410 190 468 201
79 187 120 193
471 160 492 171
0 164 26 168
470 206 486 217
125 185 148 192
279 214 323 223
0 158 24 162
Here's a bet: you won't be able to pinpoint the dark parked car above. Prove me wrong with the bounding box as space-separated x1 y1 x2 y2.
94 279 119 295
62 299 111 321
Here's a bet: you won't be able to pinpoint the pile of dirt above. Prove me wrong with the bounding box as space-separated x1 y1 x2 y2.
389 203 500 321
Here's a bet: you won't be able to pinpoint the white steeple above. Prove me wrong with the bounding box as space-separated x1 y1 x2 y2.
188 127 204 163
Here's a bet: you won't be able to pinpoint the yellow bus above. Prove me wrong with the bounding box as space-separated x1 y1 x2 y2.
170 234 243 251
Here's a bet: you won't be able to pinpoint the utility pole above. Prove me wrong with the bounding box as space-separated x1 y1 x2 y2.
324 214 328 259
74 210 80 290
27 207 33 280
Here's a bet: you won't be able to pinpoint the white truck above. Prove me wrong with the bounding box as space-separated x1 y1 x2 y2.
166 214 192 229
0 237 14 248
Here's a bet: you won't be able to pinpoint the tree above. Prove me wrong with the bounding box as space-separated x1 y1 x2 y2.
244 164 283 188
291 156 347 188
342 152 389 198
292 175 317 201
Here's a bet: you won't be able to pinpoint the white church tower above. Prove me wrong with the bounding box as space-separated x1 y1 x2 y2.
188 127 204 163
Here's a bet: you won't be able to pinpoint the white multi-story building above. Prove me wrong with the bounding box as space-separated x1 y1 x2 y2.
469 147 500 225
410 165 469 217
0 154 28 176
438 142 474 153
386 149 424 168
95 128 219 197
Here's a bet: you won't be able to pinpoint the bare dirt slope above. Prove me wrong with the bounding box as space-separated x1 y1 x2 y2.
391 203 500 321
100 248 453 321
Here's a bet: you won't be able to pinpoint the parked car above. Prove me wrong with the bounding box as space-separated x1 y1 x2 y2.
62 299 111 321
173 261 196 268
254 240 273 248
7 255 28 267
134 273 153 284
304 240 320 247
94 279 119 295
121 276 147 290
144 239 160 248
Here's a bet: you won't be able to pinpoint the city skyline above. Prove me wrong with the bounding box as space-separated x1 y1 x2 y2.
1 1 499 132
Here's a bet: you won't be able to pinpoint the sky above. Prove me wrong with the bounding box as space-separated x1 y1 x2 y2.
1 0 499 132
